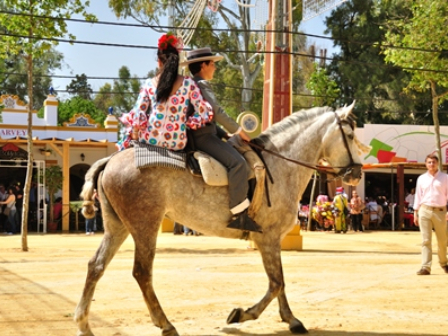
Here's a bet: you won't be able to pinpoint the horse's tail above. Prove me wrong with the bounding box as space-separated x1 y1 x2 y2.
81 156 111 219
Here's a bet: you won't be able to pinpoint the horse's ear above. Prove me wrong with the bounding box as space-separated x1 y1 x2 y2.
338 101 355 120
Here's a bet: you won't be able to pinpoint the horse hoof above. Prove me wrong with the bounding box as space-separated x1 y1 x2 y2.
162 326 179 336
227 308 243 324
290 319 308 334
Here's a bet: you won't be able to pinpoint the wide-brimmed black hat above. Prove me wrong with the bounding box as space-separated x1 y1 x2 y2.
180 47 223 67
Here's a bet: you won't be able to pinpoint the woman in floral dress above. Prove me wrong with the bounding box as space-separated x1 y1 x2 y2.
117 33 213 151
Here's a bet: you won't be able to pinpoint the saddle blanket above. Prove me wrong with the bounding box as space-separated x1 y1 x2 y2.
133 141 186 170
132 139 262 187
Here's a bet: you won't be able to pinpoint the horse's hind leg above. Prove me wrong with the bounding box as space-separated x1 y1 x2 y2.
74 220 129 336
132 222 179 336
227 239 307 334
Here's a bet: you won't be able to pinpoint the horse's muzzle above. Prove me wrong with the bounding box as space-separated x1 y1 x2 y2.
341 164 363 185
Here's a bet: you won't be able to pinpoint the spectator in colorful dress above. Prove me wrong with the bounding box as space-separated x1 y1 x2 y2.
333 187 349 233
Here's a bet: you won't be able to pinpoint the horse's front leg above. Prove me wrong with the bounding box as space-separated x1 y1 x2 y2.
226 237 281 324
226 237 307 334
132 225 179 336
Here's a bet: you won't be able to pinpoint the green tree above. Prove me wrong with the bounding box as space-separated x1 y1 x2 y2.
45 165 63 225
112 66 141 114
383 0 448 168
57 96 107 125
0 49 63 108
324 0 425 125
306 63 340 107
94 66 143 116
0 1 95 251
66 73 93 100
293 43 330 110
93 83 115 114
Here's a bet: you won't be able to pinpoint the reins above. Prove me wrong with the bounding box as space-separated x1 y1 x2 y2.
247 113 356 176
247 140 337 175
246 112 362 206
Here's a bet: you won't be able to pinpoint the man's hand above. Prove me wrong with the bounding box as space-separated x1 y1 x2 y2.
238 130 251 142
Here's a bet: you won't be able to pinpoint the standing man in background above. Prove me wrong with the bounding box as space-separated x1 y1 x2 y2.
413 154 448 275
350 190 364 232
405 188 415 211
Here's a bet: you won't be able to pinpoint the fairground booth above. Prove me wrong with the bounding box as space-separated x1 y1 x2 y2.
0 94 119 233
341 124 448 230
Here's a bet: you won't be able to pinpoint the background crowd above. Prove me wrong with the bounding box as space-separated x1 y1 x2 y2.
303 187 414 233
0 183 23 235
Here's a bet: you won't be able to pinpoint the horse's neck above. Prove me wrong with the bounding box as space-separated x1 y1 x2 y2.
263 117 328 172
261 114 329 205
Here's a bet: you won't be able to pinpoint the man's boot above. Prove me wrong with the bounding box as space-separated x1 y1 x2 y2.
227 210 263 233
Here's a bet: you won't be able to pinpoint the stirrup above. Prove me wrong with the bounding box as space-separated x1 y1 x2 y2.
227 210 263 233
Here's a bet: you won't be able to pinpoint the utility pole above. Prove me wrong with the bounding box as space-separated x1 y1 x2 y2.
261 0 293 129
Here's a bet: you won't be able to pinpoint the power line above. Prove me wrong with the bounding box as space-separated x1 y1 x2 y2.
0 83 441 114
0 83 433 107
1 9 444 55
0 77 405 103
1 32 447 77
1 31 447 75
0 72 148 81
0 32 157 50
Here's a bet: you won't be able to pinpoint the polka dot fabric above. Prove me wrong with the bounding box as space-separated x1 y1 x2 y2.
117 76 213 151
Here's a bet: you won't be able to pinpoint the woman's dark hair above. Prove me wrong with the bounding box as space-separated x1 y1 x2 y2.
188 60 210 76
156 44 179 103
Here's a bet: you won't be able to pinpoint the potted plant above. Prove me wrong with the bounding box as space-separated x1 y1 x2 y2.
45 165 63 232
39 148 53 156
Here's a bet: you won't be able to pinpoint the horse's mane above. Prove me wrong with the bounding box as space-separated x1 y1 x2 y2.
257 106 334 144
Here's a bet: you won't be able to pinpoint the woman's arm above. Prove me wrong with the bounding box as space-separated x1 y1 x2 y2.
0 194 14 205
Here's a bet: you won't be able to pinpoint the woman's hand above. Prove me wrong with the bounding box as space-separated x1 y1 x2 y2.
130 128 139 140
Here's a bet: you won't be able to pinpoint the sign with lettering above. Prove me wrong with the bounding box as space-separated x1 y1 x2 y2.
0 143 28 160
0 129 28 137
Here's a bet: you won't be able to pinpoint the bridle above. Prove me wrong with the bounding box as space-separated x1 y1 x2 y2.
331 112 363 179
247 112 362 207
248 111 363 182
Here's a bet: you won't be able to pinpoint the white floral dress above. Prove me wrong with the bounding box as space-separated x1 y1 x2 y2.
117 76 213 151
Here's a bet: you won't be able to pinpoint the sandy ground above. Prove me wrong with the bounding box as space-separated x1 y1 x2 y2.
1 230 447 336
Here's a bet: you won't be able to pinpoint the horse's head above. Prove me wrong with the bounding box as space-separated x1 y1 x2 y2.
320 102 367 186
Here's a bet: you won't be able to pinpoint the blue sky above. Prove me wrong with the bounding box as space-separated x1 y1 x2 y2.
53 1 334 99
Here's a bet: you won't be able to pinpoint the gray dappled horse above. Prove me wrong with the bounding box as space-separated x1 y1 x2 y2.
75 103 365 336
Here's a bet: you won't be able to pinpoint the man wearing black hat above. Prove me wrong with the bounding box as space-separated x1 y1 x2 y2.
182 47 262 233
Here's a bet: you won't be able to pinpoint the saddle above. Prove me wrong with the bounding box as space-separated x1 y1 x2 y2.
132 138 267 217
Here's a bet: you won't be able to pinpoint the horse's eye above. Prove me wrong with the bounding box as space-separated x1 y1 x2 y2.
347 133 354 140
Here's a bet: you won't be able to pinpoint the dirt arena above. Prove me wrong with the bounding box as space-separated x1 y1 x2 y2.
1 230 447 336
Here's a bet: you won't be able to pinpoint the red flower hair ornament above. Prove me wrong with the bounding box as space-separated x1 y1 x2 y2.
158 32 183 52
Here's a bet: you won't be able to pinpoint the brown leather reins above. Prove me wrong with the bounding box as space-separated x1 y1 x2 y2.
246 112 362 206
